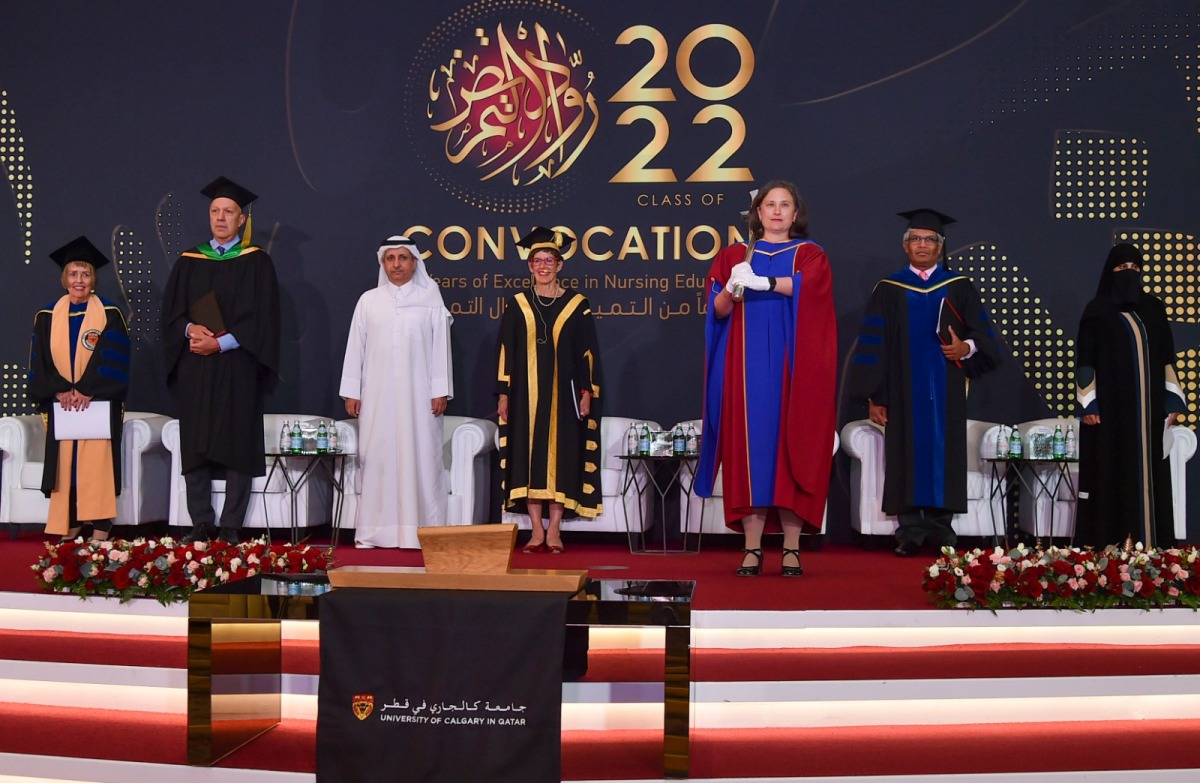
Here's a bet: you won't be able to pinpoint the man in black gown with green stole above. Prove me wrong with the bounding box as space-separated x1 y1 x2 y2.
849 209 1001 557
162 177 280 544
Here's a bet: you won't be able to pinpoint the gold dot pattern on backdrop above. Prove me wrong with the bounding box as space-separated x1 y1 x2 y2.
0 362 35 416
1052 131 1147 221
1115 230 1200 325
1175 42 1200 135
0 90 34 263
958 244 1076 418
1176 348 1200 429
113 228 156 344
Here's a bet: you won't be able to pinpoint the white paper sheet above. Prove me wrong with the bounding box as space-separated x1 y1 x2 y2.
53 401 112 440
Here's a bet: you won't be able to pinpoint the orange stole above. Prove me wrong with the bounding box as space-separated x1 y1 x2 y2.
45 295 116 534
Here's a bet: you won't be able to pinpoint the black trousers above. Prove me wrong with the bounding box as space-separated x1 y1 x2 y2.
896 507 956 547
184 464 253 530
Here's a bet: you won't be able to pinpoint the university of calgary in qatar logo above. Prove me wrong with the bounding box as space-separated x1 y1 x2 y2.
405 0 599 214
352 693 374 721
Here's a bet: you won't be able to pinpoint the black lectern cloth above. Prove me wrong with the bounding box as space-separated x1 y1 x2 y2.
317 588 567 783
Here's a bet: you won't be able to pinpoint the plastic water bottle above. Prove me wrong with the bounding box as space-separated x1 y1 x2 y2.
685 424 699 456
316 421 329 453
279 420 290 454
1008 426 1022 458
1066 424 1077 459
290 421 302 453
626 423 638 456
1052 424 1066 460
639 423 651 456
328 421 339 453
672 424 686 456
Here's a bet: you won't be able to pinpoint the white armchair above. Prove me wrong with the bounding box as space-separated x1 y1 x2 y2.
1013 418 1197 541
673 419 837 535
497 416 655 533
162 414 332 536
1165 425 1197 541
0 411 172 531
840 418 1004 541
334 414 497 534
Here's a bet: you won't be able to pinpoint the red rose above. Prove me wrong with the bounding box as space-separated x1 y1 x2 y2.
61 560 81 582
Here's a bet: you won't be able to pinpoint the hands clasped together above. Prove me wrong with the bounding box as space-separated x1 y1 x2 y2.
724 262 772 295
187 325 221 356
55 389 92 411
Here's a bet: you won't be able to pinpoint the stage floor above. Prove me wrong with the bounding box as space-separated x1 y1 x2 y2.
0 528 946 612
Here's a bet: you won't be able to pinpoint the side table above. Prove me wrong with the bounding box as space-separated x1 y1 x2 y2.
617 454 700 554
263 450 353 545
985 456 1079 545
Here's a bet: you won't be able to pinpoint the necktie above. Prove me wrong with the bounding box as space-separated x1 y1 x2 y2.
216 245 226 255
920 270 930 281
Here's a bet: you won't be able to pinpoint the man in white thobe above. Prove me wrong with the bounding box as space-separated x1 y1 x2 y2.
339 235 453 548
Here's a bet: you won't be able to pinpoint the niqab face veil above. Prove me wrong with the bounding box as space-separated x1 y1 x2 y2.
1095 242 1144 309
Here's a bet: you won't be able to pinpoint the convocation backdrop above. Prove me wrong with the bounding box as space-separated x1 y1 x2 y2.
2 1 1199 534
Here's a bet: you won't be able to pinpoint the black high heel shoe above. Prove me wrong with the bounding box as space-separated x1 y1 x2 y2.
736 548 763 577
782 547 804 577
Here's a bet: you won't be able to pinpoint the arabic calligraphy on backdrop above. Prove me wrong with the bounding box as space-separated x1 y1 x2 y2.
406 3 601 213
426 20 598 187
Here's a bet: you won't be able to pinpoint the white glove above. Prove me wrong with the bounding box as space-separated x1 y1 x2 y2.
725 263 753 294
732 262 772 292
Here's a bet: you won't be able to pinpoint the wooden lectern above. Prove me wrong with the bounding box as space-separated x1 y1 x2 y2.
328 523 588 592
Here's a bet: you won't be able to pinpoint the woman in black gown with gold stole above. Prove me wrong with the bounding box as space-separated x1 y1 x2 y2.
496 228 603 554
27 236 129 541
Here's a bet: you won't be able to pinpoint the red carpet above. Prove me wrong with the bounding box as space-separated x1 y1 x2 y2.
0 529 938 611
3 703 1200 778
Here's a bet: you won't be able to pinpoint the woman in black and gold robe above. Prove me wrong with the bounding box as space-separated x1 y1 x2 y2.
496 228 602 554
27 237 129 541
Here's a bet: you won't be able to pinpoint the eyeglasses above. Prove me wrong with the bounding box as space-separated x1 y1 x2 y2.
529 257 559 267
905 234 942 246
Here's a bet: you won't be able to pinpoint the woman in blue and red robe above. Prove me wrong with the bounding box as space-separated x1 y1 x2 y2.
696 181 837 577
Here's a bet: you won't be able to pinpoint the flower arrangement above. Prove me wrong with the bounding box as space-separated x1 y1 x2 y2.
923 542 1200 610
32 536 332 605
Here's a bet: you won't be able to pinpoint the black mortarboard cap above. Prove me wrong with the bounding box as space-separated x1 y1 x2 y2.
898 208 956 234
49 235 110 270
516 226 574 257
200 176 258 209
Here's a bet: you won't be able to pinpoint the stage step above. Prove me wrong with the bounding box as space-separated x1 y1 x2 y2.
2 593 1200 783
3 592 1200 731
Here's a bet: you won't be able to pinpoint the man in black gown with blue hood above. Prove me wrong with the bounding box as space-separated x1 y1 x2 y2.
849 209 1002 557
